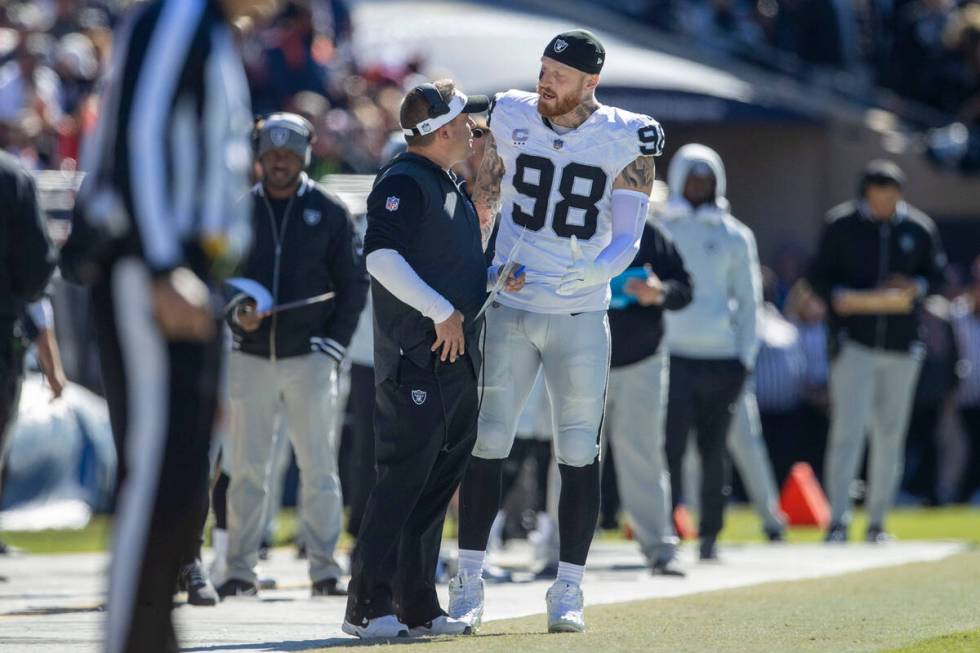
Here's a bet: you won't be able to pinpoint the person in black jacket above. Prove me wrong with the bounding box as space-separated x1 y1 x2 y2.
0 151 58 554
605 220 692 575
221 112 368 598
806 160 947 543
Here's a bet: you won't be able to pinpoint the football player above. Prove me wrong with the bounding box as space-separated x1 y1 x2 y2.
449 29 664 633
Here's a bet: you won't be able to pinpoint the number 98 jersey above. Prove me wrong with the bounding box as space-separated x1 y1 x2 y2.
489 90 664 314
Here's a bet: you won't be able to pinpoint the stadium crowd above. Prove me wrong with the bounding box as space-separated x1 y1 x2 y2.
0 0 979 646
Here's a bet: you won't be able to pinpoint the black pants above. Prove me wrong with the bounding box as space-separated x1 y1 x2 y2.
0 335 23 458
903 402 942 503
94 275 211 569
759 408 803 489
959 406 980 502
345 363 376 537
96 259 220 653
664 356 746 541
346 355 478 628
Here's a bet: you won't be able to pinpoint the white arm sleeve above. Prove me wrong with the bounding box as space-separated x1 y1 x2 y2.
594 189 650 276
366 249 455 324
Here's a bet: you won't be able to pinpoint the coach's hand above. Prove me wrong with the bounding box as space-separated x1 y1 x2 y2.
152 267 216 342
432 310 465 363
557 236 608 296
625 264 666 306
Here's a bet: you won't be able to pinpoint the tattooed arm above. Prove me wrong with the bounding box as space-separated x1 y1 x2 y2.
472 132 506 250
612 154 656 195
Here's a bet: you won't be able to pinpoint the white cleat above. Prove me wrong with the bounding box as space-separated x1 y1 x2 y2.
409 614 472 636
448 571 485 632
546 580 585 633
342 614 409 639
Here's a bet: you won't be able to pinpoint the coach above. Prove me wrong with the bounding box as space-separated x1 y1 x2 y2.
221 112 368 598
806 160 946 543
343 80 517 639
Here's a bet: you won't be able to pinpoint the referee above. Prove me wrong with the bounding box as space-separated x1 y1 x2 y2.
70 1 264 651
343 80 518 638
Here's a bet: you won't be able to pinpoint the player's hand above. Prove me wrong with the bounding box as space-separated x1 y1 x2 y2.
152 267 216 342
504 265 526 292
432 310 465 363
234 299 263 333
557 236 608 296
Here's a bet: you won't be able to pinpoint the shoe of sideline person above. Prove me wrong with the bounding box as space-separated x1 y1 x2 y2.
312 577 348 597
342 614 409 639
545 580 585 633
217 578 258 599
408 614 472 636
448 570 485 631
178 560 219 606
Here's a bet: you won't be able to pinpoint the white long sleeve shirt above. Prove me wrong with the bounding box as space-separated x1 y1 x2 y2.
660 201 762 367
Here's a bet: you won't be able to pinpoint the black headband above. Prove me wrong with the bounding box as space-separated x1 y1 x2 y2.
543 29 605 75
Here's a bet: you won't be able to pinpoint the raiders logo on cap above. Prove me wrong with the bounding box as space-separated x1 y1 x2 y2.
554 38 568 53
270 127 289 147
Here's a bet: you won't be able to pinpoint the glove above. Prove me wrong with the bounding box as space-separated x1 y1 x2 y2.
557 236 609 296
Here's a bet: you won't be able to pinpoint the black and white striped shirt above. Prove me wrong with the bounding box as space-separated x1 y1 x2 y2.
78 0 253 275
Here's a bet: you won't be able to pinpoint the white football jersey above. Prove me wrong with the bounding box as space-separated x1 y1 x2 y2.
490 90 664 314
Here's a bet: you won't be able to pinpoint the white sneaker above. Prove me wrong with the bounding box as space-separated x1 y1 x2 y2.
409 614 472 636
448 572 485 631
546 580 585 633
342 614 409 639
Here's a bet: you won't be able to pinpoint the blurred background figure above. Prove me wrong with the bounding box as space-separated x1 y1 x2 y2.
0 151 58 553
952 256 980 504
605 213 693 574
806 160 947 543
661 144 761 561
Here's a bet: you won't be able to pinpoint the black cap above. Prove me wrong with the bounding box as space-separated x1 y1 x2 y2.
861 159 906 190
544 29 605 74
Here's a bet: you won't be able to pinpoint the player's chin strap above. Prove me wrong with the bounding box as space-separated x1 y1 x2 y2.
402 92 469 137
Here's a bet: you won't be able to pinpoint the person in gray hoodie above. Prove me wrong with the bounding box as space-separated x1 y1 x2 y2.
660 144 762 560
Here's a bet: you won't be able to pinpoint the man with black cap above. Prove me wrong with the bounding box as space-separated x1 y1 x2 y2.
449 29 664 634
806 159 946 543
342 79 521 639
220 112 368 598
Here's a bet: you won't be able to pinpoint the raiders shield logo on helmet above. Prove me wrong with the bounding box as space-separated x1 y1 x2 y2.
270 127 289 147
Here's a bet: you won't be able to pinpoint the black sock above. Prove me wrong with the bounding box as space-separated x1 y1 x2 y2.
458 456 504 551
212 471 229 530
557 461 600 566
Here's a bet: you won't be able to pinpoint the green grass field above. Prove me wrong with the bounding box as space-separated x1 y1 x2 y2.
308 551 980 653
2 505 978 651
3 505 977 554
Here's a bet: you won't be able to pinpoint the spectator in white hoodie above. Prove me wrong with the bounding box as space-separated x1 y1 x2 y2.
660 144 762 561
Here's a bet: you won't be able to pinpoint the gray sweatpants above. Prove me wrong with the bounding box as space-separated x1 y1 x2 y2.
825 340 922 528
728 387 787 534
604 350 678 563
226 351 343 584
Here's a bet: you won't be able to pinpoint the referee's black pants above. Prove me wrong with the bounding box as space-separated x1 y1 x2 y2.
346 355 478 629
664 356 746 541
95 258 220 653
0 329 24 457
